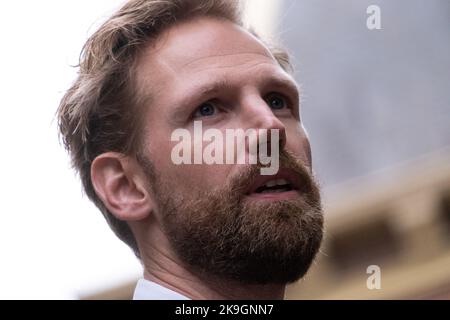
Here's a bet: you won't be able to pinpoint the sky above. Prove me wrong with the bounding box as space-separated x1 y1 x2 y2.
0 0 280 299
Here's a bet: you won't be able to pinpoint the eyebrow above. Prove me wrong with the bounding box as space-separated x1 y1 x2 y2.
193 78 234 98
264 75 300 99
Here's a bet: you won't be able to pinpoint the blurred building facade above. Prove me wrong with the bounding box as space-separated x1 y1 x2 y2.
279 0 450 299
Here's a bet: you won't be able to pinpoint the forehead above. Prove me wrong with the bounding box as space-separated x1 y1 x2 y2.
135 17 288 99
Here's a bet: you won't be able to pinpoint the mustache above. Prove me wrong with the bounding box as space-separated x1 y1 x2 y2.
228 150 315 197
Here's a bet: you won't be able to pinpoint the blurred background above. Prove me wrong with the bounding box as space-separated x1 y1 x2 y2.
0 0 448 299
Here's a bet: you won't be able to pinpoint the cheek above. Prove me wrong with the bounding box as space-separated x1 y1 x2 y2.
285 123 312 167
150 138 233 193
168 164 233 194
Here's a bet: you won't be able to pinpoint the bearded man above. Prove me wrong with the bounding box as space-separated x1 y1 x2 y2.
57 0 324 300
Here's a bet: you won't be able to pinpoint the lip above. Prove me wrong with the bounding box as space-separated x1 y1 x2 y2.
246 189 299 201
245 168 302 199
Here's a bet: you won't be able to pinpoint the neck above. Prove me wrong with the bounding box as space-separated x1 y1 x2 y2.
144 269 286 300
135 220 286 300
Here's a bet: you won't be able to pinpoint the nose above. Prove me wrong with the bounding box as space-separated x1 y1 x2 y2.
241 95 287 151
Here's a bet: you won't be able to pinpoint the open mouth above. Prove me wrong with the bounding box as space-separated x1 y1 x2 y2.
246 169 301 199
254 179 294 194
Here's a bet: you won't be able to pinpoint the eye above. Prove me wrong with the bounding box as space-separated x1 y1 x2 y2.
194 102 217 118
265 93 289 110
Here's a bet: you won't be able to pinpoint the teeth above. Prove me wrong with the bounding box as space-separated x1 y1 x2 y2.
265 180 277 187
264 179 289 188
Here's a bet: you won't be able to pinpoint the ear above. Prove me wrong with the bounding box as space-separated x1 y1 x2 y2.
91 152 153 221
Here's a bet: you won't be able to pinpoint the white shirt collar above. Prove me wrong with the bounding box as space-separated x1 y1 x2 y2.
133 279 190 300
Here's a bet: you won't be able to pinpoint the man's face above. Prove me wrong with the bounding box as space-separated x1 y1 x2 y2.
135 17 323 284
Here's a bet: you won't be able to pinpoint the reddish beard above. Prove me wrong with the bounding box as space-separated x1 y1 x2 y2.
139 149 324 285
